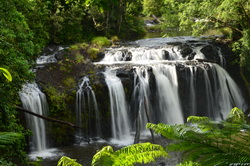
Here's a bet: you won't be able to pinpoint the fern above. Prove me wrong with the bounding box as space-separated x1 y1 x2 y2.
91 142 169 166
147 107 250 165
57 156 82 166
0 132 22 148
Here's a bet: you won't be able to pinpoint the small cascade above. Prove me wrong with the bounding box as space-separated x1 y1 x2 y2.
76 76 101 139
19 83 49 152
103 68 131 141
36 45 66 65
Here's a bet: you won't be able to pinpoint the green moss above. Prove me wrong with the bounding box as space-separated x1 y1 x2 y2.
87 47 100 59
91 36 111 47
75 52 85 63
80 42 89 49
44 85 68 113
59 66 67 72
111 36 119 42
63 77 76 88
69 45 79 50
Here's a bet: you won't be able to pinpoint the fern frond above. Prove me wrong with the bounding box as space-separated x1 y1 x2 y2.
57 156 82 166
91 146 114 166
226 107 247 124
177 161 201 166
0 132 22 148
146 123 201 140
113 143 169 166
187 116 210 123
166 141 204 152
91 143 169 166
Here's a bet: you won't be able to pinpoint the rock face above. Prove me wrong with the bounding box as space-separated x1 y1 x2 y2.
35 37 247 145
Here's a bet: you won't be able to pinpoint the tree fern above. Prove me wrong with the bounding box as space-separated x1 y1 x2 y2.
147 107 250 165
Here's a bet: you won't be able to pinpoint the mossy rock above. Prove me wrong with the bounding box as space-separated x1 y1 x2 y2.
91 36 111 47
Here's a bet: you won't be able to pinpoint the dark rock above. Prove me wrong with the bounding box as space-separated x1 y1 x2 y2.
179 45 193 58
55 49 66 61
162 50 170 60
200 45 219 61
94 52 105 62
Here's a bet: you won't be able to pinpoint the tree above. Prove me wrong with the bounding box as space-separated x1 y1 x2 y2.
0 67 27 165
142 0 165 17
160 0 250 96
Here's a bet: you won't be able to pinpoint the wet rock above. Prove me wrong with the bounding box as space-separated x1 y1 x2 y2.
179 45 193 58
200 45 219 61
162 50 170 60
94 52 105 62
55 49 66 61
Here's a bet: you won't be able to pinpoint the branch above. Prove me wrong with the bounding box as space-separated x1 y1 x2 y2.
196 59 218 63
16 106 81 129
208 16 242 34
16 106 91 144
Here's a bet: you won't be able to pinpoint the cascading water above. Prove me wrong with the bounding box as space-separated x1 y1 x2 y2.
103 68 131 141
19 83 49 152
152 64 184 124
93 36 247 141
76 76 101 140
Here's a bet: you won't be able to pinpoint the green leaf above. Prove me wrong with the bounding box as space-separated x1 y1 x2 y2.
0 67 12 82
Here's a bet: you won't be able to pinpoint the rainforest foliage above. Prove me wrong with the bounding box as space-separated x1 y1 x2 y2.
0 0 250 165
57 107 250 166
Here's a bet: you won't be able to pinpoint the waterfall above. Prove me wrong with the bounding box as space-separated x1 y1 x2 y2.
211 64 247 119
152 65 184 124
103 68 131 140
19 83 49 152
132 66 152 131
76 76 101 139
92 37 248 140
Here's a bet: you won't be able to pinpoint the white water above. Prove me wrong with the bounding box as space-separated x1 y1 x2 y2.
19 83 49 152
103 68 131 141
36 46 65 65
211 64 247 119
152 65 184 124
132 66 152 130
93 36 247 140
76 77 101 138
188 66 197 116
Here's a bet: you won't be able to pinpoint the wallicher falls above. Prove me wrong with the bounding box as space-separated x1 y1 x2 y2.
20 37 248 164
